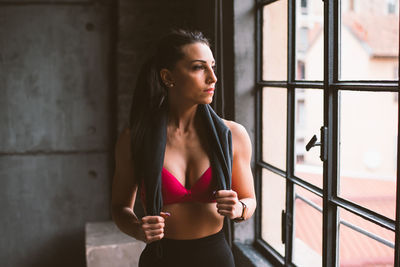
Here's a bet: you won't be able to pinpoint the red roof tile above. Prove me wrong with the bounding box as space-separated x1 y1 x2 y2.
294 171 396 266
342 12 399 57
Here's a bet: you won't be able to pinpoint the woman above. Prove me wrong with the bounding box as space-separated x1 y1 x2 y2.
112 29 256 267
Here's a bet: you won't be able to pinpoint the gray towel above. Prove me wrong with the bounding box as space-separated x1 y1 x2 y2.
139 102 233 216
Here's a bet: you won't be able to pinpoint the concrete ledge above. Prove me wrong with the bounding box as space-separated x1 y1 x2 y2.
233 242 274 267
85 221 146 267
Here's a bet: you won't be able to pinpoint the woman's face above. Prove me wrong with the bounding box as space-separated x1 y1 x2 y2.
166 42 217 105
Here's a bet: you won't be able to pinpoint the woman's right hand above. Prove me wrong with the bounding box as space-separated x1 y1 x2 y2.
140 212 170 243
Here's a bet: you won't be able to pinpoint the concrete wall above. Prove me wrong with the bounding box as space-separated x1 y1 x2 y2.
233 0 257 245
0 2 112 266
117 0 199 134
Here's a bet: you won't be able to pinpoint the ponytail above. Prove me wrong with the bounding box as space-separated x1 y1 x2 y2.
129 57 167 174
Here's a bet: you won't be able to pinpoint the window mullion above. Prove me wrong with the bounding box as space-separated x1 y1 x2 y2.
255 0 263 248
256 1 263 84
255 85 263 243
285 0 296 265
323 0 339 266
395 68 400 267
285 85 295 265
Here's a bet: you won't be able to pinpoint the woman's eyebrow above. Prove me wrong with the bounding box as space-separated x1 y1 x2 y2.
190 59 216 64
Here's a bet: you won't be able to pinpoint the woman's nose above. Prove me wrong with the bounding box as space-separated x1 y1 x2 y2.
207 67 217 84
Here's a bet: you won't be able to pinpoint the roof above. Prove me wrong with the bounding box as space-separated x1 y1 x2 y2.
295 171 395 265
342 12 399 58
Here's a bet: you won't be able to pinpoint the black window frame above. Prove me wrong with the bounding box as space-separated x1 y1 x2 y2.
254 0 400 266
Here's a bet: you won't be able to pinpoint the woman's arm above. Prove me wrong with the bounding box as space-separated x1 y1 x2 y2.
111 129 168 243
215 121 256 221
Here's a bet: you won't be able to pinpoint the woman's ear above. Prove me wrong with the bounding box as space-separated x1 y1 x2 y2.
160 68 175 88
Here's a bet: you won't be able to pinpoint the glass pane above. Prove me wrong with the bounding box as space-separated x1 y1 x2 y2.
262 168 286 256
339 91 398 220
339 208 395 266
263 0 288 80
294 89 323 188
293 186 322 267
262 87 287 170
340 0 399 80
295 0 324 80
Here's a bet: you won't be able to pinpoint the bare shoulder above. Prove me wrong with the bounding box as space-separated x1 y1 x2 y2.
222 119 249 139
222 119 252 153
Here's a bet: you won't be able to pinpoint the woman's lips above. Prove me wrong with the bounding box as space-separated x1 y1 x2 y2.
204 88 215 94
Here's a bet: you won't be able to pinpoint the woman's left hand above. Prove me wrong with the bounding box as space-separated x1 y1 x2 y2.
214 190 243 219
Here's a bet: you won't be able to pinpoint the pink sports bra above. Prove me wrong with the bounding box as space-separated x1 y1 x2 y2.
141 167 216 206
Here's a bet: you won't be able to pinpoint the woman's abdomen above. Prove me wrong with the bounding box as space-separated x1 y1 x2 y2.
161 202 224 240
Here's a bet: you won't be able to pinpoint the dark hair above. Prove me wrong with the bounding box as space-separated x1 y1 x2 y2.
129 29 210 171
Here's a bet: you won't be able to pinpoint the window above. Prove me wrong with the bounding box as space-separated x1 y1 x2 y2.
297 61 306 79
388 0 397 14
301 0 308 14
349 0 354 11
255 0 400 266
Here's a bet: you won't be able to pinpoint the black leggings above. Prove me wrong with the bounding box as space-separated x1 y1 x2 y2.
138 230 235 267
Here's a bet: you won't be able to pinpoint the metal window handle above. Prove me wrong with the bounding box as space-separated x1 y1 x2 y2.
306 135 320 151
305 126 328 161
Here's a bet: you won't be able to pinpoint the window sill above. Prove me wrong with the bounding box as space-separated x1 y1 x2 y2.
233 241 275 267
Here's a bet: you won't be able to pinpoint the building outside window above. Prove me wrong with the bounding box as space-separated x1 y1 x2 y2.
301 0 308 14
388 0 397 14
256 0 399 266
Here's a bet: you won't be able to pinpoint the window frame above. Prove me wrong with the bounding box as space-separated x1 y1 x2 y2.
254 0 400 266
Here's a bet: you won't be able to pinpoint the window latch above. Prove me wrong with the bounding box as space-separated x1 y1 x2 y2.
305 126 328 161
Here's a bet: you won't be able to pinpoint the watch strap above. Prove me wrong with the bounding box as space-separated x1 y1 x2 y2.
232 200 247 223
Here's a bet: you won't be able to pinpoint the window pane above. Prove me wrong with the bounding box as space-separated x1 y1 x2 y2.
339 208 395 266
339 91 398 220
262 87 287 170
262 168 286 256
293 186 322 267
294 89 323 188
295 0 324 80
263 0 288 80
340 0 399 80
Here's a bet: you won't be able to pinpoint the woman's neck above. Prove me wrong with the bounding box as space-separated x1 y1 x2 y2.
167 102 198 133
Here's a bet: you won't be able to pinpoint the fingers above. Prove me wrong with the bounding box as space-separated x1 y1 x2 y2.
142 221 165 230
215 189 238 199
216 197 237 205
216 202 240 219
140 213 170 244
141 215 165 224
216 204 235 211
143 228 164 243
215 190 241 219
215 190 238 205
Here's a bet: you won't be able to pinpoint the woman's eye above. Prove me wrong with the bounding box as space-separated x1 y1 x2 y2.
193 65 205 70
192 64 217 71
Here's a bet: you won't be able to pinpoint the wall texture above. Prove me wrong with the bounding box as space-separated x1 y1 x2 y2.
233 0 257 245
117 0 198 133
0 2 112 266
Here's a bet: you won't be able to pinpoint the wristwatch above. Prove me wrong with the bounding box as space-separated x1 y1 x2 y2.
233 200 247 223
